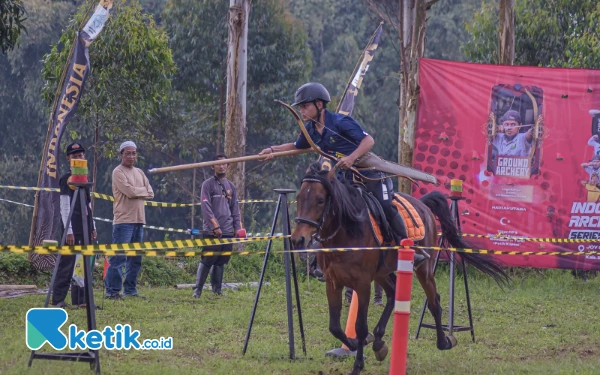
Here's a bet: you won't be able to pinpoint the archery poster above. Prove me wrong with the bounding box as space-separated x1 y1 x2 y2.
414 58 600 270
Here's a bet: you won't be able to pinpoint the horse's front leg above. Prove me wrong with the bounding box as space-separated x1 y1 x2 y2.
326 280 358 351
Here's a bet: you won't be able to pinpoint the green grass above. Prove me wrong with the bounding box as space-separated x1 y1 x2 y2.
1 268 599 374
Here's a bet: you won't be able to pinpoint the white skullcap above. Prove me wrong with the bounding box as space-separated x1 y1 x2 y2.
119 141 137 153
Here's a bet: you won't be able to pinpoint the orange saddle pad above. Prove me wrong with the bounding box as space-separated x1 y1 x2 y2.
368 194 425 244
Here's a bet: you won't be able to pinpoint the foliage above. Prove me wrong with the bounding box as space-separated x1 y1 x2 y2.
0 0 26 54
41 0 177 157
464 0 600 68
425 0 483 62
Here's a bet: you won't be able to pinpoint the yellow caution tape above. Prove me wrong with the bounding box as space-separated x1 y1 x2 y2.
0 235 288 254
0 185 288 207
2 242 600 258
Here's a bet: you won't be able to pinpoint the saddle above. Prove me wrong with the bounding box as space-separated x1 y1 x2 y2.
359 189 425 246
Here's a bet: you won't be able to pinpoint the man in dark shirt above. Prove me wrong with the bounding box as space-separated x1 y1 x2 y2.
52 142 97 307
258 82 428 269
193 154 242 298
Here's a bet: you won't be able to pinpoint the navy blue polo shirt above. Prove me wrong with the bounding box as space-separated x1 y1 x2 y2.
294 110 369 159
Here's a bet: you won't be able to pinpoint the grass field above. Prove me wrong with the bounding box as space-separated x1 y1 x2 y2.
1 268 600 375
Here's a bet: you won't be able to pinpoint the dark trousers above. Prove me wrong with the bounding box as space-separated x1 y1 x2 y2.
105 223 144 296
201 234 233 267
52 234 87 306
364 176 397 220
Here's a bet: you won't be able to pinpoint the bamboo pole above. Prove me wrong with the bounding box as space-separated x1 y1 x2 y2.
148 149 313 174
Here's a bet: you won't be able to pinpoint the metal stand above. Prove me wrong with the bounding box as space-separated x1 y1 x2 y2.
242 189 306 359
415 196 475 342
29 182 100 373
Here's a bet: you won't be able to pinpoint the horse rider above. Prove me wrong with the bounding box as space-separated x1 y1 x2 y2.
259 82 429 269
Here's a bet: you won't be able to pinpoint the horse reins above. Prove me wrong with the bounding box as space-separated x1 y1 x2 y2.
294 177 339 243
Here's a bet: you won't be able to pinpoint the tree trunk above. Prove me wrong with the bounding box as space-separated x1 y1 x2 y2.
225 0 250 219
217 82 225 154
498 0 515 65
398 0 429 194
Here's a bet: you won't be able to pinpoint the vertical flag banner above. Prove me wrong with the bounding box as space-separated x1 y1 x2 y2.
31 1 113 251
415 58 600 270
337 22 383 116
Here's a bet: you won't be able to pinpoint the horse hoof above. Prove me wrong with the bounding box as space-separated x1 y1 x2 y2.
446 335 458 349
373 342 389 361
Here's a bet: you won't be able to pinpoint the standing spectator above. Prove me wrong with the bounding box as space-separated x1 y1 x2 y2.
52 142 97 308
105 141 154 299
193 154 242 298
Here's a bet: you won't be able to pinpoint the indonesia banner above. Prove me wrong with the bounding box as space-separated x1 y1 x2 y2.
414 58 600 270
32 1 113 247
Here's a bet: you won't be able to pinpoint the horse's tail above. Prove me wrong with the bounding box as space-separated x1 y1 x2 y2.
420 191 509 286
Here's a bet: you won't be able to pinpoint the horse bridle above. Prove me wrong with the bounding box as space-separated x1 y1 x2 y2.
294 177 339 243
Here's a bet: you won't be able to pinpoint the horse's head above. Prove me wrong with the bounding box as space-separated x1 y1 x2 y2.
291 161 366 249
291 163 335 250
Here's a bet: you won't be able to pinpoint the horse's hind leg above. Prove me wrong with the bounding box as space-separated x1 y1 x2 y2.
415 265 457 350
371 271 395 361
326 281 359 351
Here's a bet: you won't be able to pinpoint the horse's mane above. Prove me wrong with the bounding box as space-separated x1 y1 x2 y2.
304 163 366 239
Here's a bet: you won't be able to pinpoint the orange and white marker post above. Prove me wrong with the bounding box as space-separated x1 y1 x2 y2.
389 239 415 375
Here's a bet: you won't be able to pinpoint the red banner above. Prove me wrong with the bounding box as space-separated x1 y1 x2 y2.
415 58 600 270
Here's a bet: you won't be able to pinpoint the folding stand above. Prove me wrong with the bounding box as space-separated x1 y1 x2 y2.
415 196 475 342
243 189 306 359
29 182 100 373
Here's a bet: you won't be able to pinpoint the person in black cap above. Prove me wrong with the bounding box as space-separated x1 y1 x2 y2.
258 82 429 270
52 142 97 308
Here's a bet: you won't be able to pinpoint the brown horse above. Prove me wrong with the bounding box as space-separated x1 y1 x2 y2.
291 163 508 375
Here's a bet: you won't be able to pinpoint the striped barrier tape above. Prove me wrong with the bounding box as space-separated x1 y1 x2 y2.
2 188 595 243
2 242 600 258
0 197 283 236
0 197 34 208
0 186 291 206
459 233 600 243
0 235 288 254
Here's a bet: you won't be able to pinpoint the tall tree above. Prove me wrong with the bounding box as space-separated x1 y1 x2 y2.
0 0 27 53
225 0 250 206
366 0 438 193
464 0 600 68
498 0 514 65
